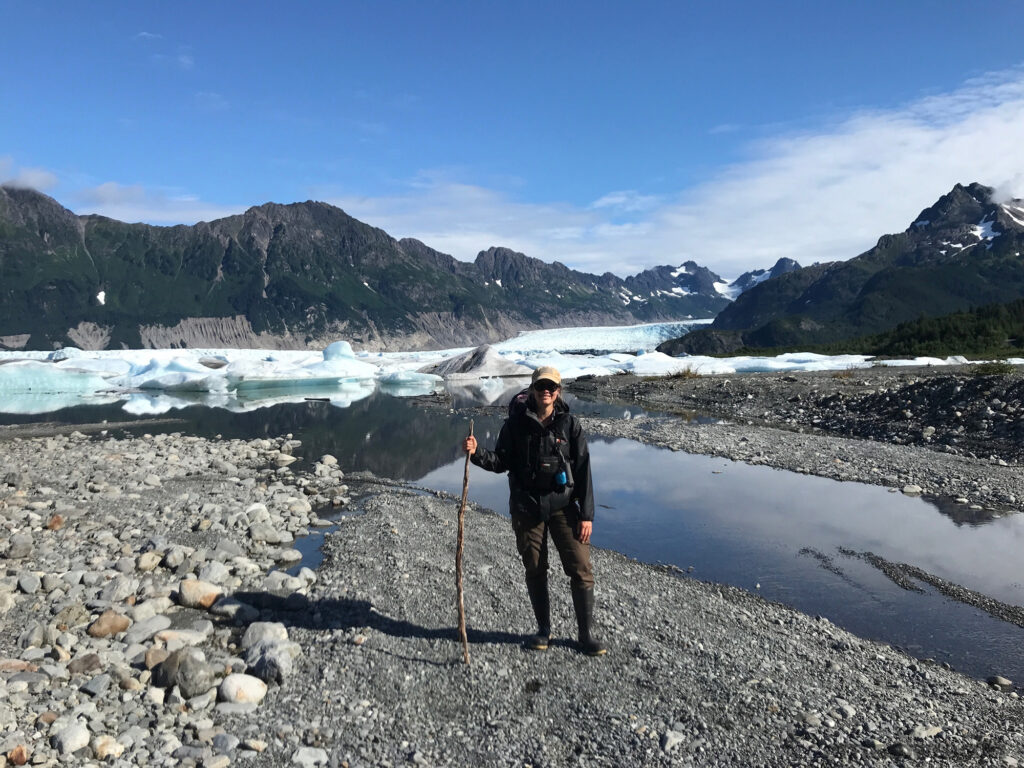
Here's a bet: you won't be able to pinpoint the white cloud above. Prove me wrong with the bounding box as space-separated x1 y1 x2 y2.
0 158 243 226
73 182 244 224
328 182 601 267
657 68 1024 276
0 160 59 192
135 31 162 40
590 190 661 212
330 66 1024 279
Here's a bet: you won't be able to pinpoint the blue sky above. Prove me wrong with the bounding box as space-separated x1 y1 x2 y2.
3 2 1024 278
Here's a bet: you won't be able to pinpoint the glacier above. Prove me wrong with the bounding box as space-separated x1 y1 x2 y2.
0 319 1004 416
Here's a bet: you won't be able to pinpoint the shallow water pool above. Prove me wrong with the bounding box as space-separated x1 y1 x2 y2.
418 437 1024 683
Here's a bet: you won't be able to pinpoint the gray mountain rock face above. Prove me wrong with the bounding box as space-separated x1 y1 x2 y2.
0 187 741 352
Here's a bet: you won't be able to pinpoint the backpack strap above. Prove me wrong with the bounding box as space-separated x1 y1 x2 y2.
508 388 530 418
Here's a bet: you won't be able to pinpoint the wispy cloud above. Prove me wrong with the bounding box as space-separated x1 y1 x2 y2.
73 182 244 224
150 52 195 71
708 123 741 135
135 31 162 40
590 190 661 213
195 91 229 111
327 181 599 269
1 158 240 225
329 66 1024 278
0 159 59 192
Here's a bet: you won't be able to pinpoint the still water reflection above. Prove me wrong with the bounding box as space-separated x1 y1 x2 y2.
418 438 1024 683
3 389 1023 682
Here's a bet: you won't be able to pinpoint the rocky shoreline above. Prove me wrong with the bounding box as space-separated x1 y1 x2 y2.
1 367 1024 765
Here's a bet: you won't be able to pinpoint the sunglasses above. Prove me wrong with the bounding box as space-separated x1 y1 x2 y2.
533 380 559 393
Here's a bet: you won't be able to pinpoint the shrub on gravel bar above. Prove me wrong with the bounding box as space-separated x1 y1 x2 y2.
971 361 1017 376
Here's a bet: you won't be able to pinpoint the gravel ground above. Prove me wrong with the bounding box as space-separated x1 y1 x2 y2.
2 367 1024 766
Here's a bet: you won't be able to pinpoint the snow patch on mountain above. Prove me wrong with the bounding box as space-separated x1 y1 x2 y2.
972 221 997 241
1003 203 1024 228
714 270 773 300
714 280 741 300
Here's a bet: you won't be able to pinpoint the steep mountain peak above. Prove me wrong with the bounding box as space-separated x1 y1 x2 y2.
904 182 1024 254
473 246 570 286
909 182 994 230
238 199 359 226
0 183 85 245
1 183 76 221
770 257 801 275
476 245 528 264
619 260 723 304
714 257 802 300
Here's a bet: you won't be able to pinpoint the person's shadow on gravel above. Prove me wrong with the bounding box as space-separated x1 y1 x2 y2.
232 590 525 648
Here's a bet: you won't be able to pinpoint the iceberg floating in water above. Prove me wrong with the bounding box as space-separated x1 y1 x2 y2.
55 357 134 377
377 370 445 397
48 347 87 361
0 323 1015 417
0 391 123 415
225 352 378 391
324 340 356 360
115 357 230 392
0 360 113 394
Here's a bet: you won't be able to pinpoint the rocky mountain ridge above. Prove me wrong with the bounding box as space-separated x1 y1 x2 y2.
0 187 776 351
665 183 1024 355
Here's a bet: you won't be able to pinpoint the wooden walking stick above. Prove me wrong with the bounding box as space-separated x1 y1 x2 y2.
456 420 473 664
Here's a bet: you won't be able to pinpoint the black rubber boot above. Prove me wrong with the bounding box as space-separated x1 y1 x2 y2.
525 578 551 651
571 585 607 656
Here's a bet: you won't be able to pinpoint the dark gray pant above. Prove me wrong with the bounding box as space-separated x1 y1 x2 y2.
511 503 595 591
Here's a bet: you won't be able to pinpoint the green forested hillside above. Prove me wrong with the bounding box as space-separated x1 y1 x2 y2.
724 299 1024 359
0 186 726 350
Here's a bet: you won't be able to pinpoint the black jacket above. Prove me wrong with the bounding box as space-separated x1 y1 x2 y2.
471 393 595 521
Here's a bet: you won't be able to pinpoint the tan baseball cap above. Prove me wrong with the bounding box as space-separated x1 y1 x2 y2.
531 366 561 386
